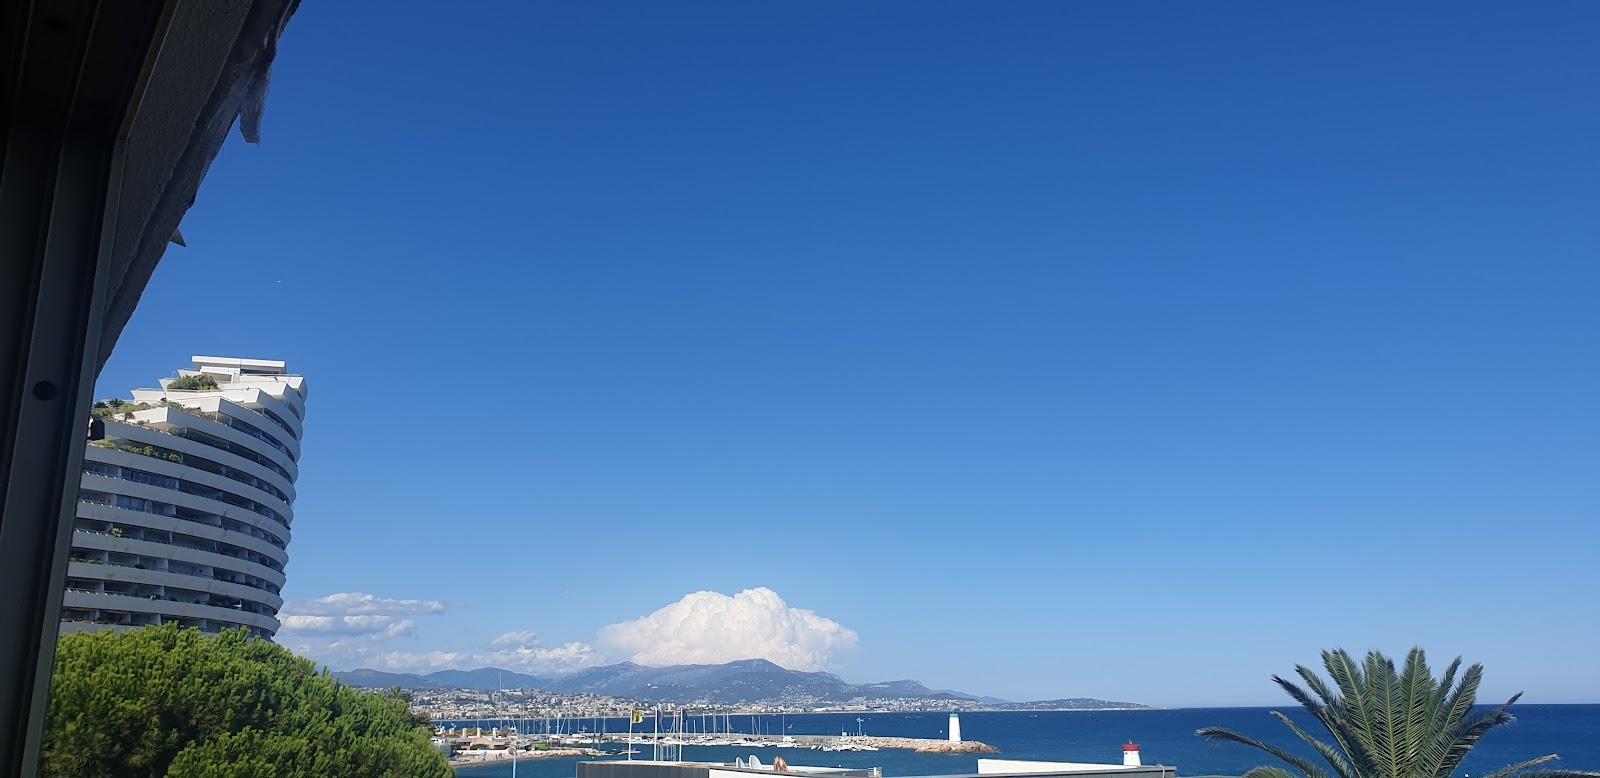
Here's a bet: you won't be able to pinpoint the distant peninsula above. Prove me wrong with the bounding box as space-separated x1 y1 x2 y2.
987 697 1152 711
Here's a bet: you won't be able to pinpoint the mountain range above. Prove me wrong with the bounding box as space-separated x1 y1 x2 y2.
332 658 1141 708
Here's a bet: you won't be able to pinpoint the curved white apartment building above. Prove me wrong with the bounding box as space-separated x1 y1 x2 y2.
60 356 307 639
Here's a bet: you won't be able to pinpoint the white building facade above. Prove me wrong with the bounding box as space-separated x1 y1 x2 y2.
60 356 307 639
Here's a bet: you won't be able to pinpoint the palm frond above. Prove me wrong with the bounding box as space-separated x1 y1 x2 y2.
1424 658 1463 750
1363 650 1403 778
1197 725 1331 778
1433 694 1521 778
1268 710 1355 778
1324 649 1381 767
1275 675 1325 718
1479 754 1561 778
1421 663 1487 778
1432 657 1462 719
1296 665 1341 708
1243 767 1301 778
1498 771 1600 778
1293 664 1379 776
1205 649 1534 778
1400 648 1437 767
1441 665 1485 734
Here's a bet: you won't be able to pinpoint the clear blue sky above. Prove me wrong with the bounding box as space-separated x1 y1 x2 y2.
98 1 1599 707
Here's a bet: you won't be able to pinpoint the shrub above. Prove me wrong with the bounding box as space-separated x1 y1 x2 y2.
44 625 450 778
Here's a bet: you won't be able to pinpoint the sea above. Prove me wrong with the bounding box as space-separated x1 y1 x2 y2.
445 705 1600 778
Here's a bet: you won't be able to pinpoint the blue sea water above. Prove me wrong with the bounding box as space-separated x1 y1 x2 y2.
448 705 1600 778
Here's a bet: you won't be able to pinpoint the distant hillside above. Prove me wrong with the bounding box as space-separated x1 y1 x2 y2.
335 659 986 703
332 660 1146 709
332 667 547 692
333 668 445 689
425 668 549 691
541 659 983 704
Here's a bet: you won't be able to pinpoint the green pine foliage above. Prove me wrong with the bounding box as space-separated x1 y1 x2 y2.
44 624 450 778
1197 648 1600 778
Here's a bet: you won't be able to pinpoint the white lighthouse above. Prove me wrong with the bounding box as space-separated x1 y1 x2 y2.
1122 743 1141 767
949 712 962 743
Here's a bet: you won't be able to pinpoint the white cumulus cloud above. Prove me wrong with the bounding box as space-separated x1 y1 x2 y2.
599 587 858 671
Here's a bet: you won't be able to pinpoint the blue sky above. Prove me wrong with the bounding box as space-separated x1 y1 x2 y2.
98 2 1599 707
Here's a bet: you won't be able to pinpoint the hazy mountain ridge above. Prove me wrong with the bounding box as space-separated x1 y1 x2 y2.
331 659 1141 708
424 668 548 690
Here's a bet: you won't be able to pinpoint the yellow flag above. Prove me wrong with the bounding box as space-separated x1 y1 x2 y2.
631 710 645 725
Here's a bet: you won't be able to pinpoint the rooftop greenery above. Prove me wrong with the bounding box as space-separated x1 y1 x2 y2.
167 374 220 391
88 439 182 464
91 400 158 421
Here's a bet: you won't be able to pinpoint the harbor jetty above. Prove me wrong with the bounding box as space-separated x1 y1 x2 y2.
447 742 602 767
433 729 997 763
831 735 997 754
616 732 996 754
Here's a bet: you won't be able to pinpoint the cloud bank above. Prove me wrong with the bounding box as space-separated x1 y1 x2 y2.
277 592 447 640
282 592 445 617
284 587 856 676
599 587 858 671
279 592 599 676
311 631 599 676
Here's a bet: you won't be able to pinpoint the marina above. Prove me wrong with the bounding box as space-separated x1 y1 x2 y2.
434 706 1600 777
438 711 996 768
438 715 997 767
438 732 997 765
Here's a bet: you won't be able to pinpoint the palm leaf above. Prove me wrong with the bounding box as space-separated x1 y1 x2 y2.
1196 725 1331 778
1421 664 1487 778
1432 657 1462 721
1399 648 1437 766
1500 771 1600 778
1362 651 1404 778
1275 675 1327 718
1274 673 1363 769
1296 665 1341 708
1433 691 1516 778
1423 658 1463 750
1204 649 1540 778
1479 755 1562 778
1268 710 1355 778
1325 649 1382 769
1434 694 1520 778
1243 768 1301 778
1293 665 1379 776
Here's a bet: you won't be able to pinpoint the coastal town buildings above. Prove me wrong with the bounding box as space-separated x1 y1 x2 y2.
59 357 307 638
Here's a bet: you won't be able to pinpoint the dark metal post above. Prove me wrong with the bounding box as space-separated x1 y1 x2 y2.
0 3 169 774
